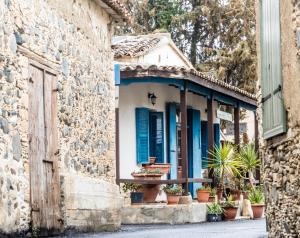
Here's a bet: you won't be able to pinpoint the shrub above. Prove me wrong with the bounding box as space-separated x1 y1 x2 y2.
196 186 210 192
163 185 184 195
249 187 265 204
207 203 223 215
122 183 143 193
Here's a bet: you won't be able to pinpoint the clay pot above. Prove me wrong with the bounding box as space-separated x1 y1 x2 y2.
223 207 238 220
179 195 192 204
132 173 163 180
130 192 144 204
149 157 156 164
142 164 171 175
197 190 210 203
166 194 180 205
142 184 160 203
208 196 215 203
232 189 241 201
207 214 222 222
251 204 265 219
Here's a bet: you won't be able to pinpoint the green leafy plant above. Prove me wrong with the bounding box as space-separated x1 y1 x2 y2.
163 185 184 195
122 183 143 193
207 202 223 215
221 194 237 208
209 143 244 196
249 187 265 205
209 188 217 197
238 144 260 188
196 186 210 192
133 168 163 175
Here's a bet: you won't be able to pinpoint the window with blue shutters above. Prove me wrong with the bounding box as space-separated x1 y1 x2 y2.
149 112 164 163
260 0 286 139
136 108 150 164
167 103 177 179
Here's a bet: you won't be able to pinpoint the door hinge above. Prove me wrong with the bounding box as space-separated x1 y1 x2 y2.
262 85 282 103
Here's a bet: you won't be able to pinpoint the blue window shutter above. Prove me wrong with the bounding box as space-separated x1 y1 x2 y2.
167 103 177 179
188 109 202 198
114 64 120 85
149 112 164 163
260 0 286 139
214 124 220 150
136 108 149 164
201 121 208 169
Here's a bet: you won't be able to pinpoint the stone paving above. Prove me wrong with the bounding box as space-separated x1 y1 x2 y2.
59 219 267 238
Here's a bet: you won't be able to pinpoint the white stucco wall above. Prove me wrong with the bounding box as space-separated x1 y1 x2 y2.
119 83 219 179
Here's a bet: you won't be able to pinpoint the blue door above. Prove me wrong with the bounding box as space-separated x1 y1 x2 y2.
167 103 177 179
188 109 202 198
149 112 164 163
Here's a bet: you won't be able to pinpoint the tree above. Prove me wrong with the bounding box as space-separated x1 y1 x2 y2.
118 0 257 94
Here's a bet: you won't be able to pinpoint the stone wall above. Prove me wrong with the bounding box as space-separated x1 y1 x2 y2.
256 0 300 237
0 0 120 235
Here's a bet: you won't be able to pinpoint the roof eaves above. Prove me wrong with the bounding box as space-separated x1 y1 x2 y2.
97 0 132 23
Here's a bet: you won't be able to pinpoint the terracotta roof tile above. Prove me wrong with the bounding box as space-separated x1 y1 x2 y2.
100 0 131 22
120 64 256 100
112 36 161 58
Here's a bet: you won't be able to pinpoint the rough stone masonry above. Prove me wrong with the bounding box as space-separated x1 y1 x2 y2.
0 0 122 236
256 0 300 237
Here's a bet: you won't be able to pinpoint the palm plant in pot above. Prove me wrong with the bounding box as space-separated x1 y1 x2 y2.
207 203 223 222
163 185 184 205
122 183 144 204
249 187 265 219
238 144 260 189
221 195 239 220
196 186 210 203
209 143 243 200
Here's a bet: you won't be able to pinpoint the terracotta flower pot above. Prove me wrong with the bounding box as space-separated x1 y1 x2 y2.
142 184 161 203
232 189 241 201
251 204 265 219
208 196 215 203
197 190 210 203
223 207 238 220
132 173 163 180
166 194 180 205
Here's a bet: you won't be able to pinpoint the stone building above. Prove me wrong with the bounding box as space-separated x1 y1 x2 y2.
0 0 129 236
256 0 300 237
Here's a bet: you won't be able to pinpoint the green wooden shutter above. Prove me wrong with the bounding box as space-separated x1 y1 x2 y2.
260 0 286 139
136 108 149 164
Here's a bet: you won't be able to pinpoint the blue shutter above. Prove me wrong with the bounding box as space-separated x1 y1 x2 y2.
114 64 120 85
201 121 208 169
136 108 149 164
260 0 286 139
214 124 220 150
149 112 164 163
167 103 177 179
188 109 202 198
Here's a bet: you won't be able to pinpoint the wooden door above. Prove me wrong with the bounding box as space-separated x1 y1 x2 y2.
28 61 61 232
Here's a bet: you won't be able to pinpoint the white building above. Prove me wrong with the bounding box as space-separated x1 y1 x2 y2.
113 33 257 198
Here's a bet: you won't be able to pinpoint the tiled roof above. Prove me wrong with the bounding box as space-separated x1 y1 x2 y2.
120 64 256 101
112 36 161 58
99 0 131 22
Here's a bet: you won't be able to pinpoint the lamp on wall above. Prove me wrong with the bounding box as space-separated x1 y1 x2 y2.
148 93 157 106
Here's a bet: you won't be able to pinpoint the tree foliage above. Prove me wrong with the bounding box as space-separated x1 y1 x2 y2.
117 0 257 93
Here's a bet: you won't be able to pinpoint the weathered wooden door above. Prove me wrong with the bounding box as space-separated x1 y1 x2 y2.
28 61 61 232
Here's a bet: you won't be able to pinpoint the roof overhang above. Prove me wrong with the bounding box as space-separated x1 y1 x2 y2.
97 0 131 23
119 65 257 110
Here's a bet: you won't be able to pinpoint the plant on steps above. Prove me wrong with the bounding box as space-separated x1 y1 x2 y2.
209 143 243 198
122 183 144 204
238 144 260 188
207 203 223 222
220 195 239 221
196 186 210 203
249 187 265 219
163 185 184 205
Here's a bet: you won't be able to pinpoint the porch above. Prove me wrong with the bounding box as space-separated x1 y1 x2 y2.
115 65 258 197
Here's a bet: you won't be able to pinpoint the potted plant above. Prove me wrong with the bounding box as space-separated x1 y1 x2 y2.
249 187 265 219
149 157 156 164
196 186 210 203
221 195 239 220
163 185 184 205
207 203 223 222
238 145 260 189
131 169 164 203
208 188 217 202
209 143 243 199
122 183 144 204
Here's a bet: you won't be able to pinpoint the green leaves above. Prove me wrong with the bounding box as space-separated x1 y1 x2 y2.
249 187 265 205
238 144 260 172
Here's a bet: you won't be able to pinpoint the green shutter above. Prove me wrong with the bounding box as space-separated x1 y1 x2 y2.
260 0 286 139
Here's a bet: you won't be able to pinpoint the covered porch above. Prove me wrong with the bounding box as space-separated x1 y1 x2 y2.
115 64 257 197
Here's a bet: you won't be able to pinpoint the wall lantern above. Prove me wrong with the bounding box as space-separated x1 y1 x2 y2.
148 93 157 106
